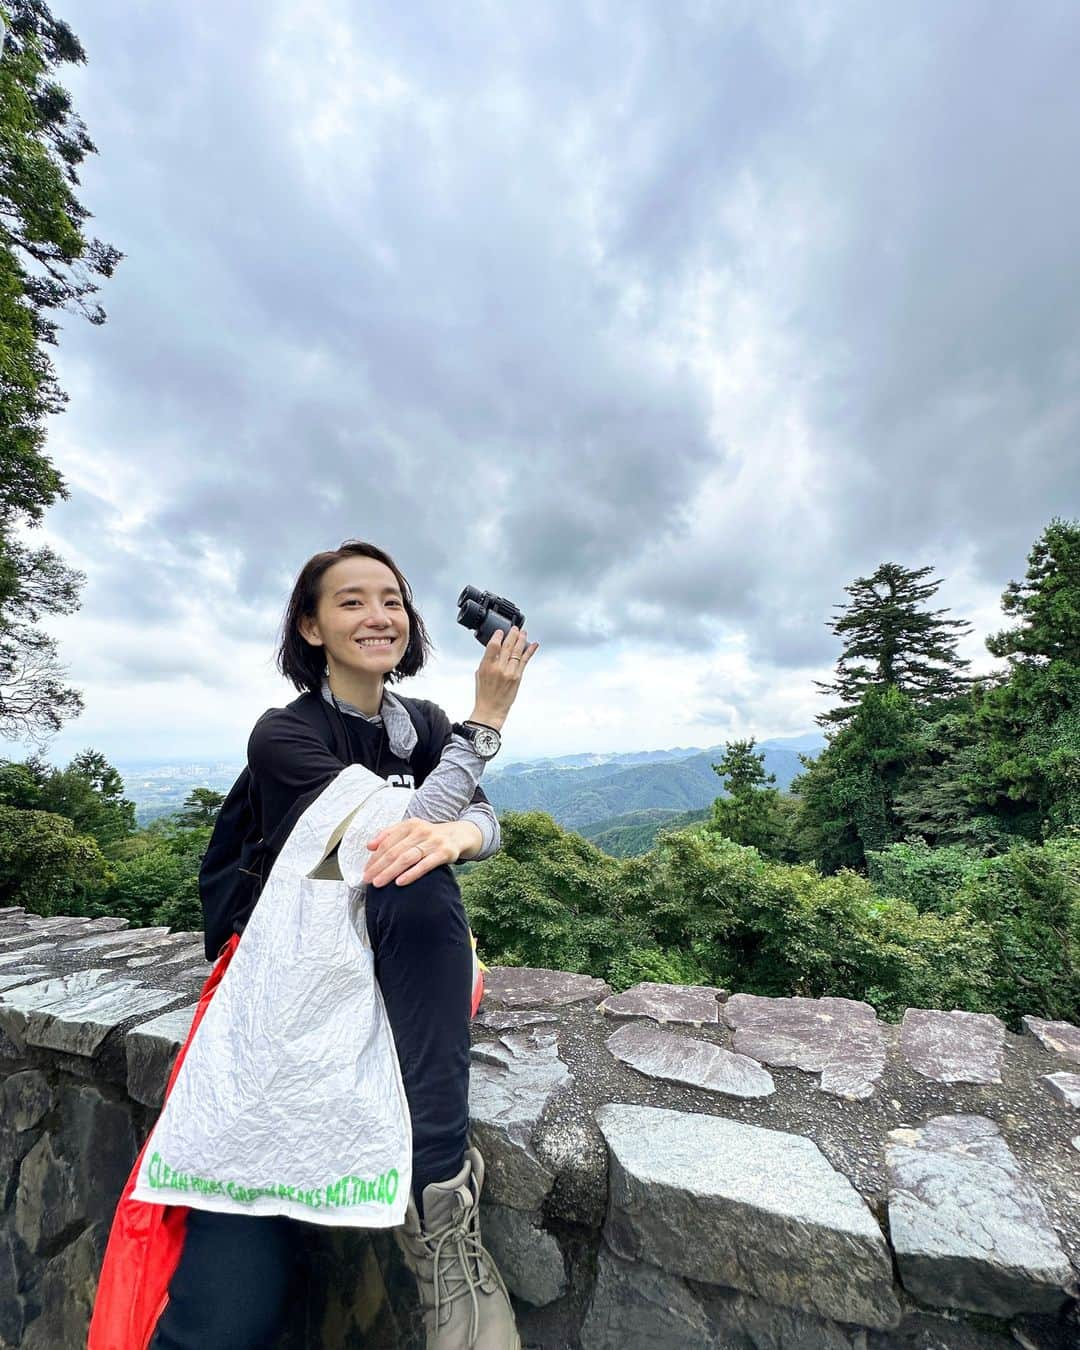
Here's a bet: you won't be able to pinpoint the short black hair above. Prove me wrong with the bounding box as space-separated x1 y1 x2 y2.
277 541 433 692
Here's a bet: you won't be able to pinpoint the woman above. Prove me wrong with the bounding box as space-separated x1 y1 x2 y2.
150 540 537 1350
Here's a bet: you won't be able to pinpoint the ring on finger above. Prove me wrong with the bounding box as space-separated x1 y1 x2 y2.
412 844 425 858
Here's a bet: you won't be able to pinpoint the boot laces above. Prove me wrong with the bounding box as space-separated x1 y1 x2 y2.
428 1198 512 1347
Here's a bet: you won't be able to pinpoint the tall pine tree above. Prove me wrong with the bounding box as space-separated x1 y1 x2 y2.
0 2 120 740
816 563 972 726
966 519 1080 837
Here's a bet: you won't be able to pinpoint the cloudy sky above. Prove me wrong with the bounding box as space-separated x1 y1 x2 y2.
26 0 1080 765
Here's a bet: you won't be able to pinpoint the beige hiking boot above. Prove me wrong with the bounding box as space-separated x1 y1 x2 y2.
395 1147 521 1349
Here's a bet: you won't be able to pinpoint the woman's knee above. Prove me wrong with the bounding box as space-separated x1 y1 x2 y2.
367 865 469 947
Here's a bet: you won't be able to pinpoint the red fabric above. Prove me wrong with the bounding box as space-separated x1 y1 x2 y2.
88 936 240 1350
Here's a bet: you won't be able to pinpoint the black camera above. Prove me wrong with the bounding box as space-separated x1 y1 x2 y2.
457 586 526 645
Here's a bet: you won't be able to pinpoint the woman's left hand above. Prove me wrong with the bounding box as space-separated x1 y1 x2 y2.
362 819 481 888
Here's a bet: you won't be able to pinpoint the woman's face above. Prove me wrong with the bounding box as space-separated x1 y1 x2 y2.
300 556 411 682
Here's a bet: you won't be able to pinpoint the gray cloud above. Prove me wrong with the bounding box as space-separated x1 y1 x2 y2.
45 0 1080 699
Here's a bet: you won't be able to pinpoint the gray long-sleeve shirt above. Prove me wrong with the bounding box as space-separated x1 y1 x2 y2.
321 683 500 860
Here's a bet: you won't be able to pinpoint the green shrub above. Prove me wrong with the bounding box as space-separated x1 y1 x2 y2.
94 821 211 930
865 838 985 914
956 836 1080 1025
0 805 111 916
462 812 632 977
464 813 998 1020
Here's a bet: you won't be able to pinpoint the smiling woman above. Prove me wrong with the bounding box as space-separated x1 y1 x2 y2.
92 539 538 1350
279 543 433 710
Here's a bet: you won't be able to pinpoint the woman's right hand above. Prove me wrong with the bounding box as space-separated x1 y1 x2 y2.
469 625 539 731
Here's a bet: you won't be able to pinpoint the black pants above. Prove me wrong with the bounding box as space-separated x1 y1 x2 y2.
149 865 473 1350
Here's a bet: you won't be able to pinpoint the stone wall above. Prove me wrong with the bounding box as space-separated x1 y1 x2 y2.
1 904 1078 1349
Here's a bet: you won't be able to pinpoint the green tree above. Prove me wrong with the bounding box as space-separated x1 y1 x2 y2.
0 800 109 913
956 836 1080 1026
463 810 1005 1021
987 519 1080 667
708 738 786 857
816 563 972 726
0 1 120 739
891 701 1006 850
865 838 985 915
88 815 209 929
793 686 919 872
35 747 135 850
0 751 44 806
176 787 225 828
462 811 632 977
966 520 1080 838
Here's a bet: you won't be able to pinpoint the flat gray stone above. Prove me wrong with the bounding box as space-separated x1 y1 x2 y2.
25 914 125 933
469 1029 571 1208
0 968 48 991
95 931 193 960
597 1103 900 1328
1023 1016 1080 1064
475 1010 559 1031
0 919 93 948
724 993 887 1099
59 925 168 953
159 942 209 967
599 981 721 1025
0 968 180 1056
900 1008 1005 1084
126 1003 197 1106
0 944 56 966
696 1284 884 1350
480 1203 566 1306
886 1113 1073 1317
482 966 611 1008
606 1021 774 1098
128 933 204 967
1042 1072 1080 1109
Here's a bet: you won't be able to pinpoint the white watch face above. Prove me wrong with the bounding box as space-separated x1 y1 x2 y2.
473 726 501 758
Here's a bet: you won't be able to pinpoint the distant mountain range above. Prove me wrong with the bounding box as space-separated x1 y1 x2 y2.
117 733 825 830
482 736 822 830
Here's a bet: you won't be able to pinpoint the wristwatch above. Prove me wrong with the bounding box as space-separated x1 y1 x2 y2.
452 721 502 760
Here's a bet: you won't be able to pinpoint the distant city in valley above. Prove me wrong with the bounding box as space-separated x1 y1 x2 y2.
117 734 825 830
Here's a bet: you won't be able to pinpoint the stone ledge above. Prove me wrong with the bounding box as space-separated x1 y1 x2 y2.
0 912 1078 1348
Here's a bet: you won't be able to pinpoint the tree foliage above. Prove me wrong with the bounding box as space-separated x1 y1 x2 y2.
176 787 225 828
792 687 919 872
708 738 790 858
0 800 109 913
462 812 1000 1021
816 562 971 727
0 1 120 740
0 747 135 850
963 520 1080 838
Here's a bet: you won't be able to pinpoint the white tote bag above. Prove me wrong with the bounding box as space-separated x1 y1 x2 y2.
132 765 415 1227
